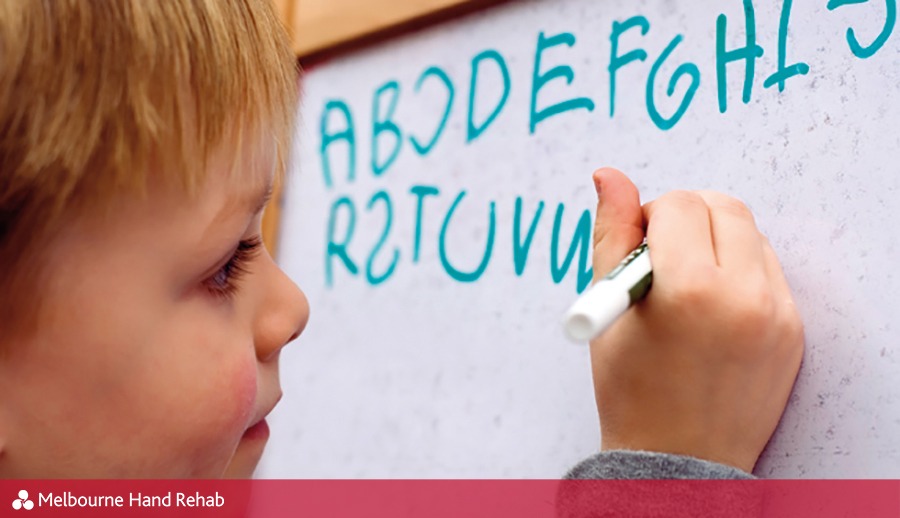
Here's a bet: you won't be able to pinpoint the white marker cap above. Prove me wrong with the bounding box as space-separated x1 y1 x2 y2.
563 282 631 342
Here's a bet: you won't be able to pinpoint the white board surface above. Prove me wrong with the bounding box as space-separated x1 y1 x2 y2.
261 0 900 478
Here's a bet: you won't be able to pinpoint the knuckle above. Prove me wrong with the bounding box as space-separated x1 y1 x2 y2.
734 285 776 327
661 190 707 210
781 304 806 347
713 196 755 221
697 190 756 221
592 218 604 249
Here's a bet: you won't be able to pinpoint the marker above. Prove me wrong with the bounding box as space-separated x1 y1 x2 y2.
562 239 652 342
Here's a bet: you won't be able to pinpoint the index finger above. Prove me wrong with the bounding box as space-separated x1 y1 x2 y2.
643 191 717 278
695 191 766 275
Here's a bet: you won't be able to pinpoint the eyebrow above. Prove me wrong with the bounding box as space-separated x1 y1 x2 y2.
198 177 276 254
208 179 274 238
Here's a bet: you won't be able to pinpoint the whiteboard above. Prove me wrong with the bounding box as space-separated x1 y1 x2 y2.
261 0 900 478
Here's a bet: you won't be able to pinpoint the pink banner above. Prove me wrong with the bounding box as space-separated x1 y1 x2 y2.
1 480 897 517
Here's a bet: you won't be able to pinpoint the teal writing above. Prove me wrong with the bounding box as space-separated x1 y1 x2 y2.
609 16 650 117
365 191 400 285
315 0 892 291
646 34 700 130
372 81 402 176
439 191 496 282
411 185 441 263
410 67 455 155
513 197 545 276
468 50 511 142
530 31 596 134
319 100 356 189
828 0 896 58
764 0 810 91
325 196 359 287
550 204 593 294
322 189 592 292
716 0 764 113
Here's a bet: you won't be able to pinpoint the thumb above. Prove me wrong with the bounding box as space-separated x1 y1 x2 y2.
592 168 644 279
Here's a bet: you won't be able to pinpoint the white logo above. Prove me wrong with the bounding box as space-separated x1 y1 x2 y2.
12 490 34 511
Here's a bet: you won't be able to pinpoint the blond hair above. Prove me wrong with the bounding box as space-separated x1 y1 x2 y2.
0 0 298 330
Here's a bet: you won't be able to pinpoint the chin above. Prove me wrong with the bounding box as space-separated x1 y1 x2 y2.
222 434 269 479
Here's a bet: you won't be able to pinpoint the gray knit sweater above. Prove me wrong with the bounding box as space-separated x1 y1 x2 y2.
559 451 759 517
565 450 753 479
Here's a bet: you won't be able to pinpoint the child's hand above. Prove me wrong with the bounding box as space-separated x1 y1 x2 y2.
588 168 804 474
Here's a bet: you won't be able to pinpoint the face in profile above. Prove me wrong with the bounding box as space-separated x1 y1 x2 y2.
0 133 310 478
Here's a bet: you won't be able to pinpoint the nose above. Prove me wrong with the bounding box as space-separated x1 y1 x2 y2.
253 254 310 362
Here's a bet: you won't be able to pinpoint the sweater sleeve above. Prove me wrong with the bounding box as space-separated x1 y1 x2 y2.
564 450 754 479
557 451 761 518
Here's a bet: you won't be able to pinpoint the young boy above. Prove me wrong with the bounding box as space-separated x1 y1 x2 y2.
0 0 308 478
0 0 802 479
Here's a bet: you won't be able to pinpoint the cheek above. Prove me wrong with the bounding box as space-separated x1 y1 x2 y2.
183 348 258 477
225 355 259 431
179 332 259 475
200 347 258 439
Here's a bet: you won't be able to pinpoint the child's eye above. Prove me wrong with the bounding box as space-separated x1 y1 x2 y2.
204 236 263 300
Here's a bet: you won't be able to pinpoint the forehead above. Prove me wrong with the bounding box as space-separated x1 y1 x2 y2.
160 125 277 211
53 131 277 266
83 129 279 247
209 133 277 216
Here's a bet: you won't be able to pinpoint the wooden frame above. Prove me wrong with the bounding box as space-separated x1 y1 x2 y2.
288 0 477 58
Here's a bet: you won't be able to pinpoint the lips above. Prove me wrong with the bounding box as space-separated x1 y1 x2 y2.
242 418 270 440
243 391 282 440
